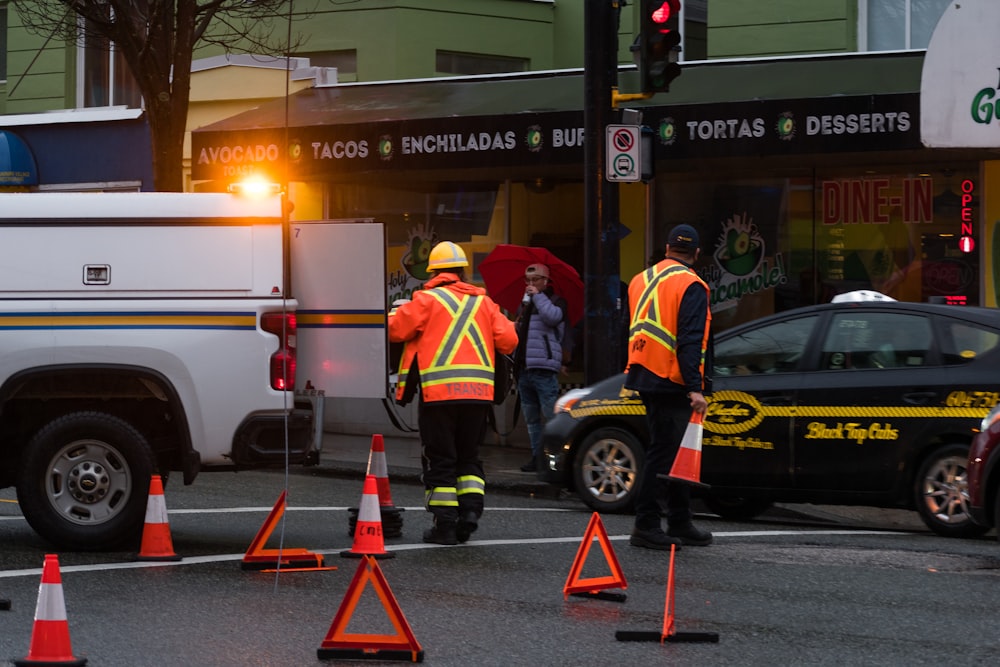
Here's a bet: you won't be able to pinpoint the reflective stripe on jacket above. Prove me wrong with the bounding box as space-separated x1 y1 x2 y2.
389 272 518 403
626 258 711 389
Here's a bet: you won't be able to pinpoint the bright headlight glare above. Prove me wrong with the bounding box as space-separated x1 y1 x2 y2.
555 388 591 413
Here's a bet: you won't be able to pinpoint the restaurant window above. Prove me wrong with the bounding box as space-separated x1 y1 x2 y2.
659 163 981 335
435 51 528 76
324 182 506 304
658 171 809 333
814 165 980 306
860 0 951 51
78 18 142 108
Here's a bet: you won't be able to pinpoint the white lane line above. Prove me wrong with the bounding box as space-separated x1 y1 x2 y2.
167 506 576 514
0 529 900 580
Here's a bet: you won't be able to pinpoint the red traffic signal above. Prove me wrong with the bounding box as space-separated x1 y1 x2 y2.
631 0 682 93
649 0 680 27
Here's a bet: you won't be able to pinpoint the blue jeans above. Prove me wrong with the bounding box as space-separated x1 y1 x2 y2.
517 369 560 458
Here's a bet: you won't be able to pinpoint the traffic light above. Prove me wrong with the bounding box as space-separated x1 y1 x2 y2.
631 0 682 93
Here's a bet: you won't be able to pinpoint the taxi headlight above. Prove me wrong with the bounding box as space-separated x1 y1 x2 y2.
982 403 1000 432
555 387 592 414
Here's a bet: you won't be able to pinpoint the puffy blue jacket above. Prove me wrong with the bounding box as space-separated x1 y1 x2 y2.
515 289 567 374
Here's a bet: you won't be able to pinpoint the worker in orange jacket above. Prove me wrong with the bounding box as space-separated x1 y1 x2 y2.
389 241 518 545
626 224 713 550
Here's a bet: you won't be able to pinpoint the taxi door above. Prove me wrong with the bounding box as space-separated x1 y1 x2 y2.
792 309 937 494
704 314 817 490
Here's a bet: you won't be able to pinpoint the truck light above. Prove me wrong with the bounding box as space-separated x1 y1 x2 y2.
229 177 282 198
262 312 297 390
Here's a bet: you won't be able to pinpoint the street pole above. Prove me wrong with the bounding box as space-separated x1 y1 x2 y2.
583 0 624 386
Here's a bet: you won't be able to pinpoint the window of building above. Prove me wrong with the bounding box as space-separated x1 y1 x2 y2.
78 19 142 108
1 3 8 82
860 0 952 51
435 51 528 76
659 162 980 334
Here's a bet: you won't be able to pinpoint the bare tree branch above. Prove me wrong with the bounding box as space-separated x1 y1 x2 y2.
13 0 311 191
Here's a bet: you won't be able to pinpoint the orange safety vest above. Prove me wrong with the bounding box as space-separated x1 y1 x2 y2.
389 274 518 403
627 258 711 387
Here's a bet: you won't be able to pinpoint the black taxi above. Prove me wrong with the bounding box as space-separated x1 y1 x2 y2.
540 299 1000 538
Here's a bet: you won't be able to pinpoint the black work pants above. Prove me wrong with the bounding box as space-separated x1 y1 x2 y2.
418 400 488 522
633 391 693 531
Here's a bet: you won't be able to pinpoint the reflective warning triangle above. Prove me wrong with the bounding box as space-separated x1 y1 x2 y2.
241 490 323 571
563 512 628 598
317 555 424 662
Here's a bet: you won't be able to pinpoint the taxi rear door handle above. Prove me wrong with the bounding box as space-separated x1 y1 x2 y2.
758 395 794 406
903 391 937 405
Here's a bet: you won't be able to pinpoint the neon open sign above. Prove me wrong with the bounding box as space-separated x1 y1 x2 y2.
959 178 975 254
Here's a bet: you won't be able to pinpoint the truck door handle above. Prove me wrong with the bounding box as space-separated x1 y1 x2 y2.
903 391 937 405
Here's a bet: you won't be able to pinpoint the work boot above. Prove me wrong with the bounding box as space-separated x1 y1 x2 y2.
520 459 537 472
456 511 479 544
423 521 458 546
629 527 682 551
667 522 713 546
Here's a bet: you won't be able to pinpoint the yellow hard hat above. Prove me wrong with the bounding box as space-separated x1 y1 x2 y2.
427 241 468 270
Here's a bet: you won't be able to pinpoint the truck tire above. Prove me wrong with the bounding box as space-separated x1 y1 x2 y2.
914 443 989 539
17 411 155 551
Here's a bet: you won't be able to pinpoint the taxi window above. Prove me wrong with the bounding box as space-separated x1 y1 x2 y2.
715 315 817 376
821 312 931 370
941 321 1000 364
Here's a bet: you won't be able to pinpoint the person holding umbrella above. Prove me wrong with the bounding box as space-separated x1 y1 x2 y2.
389 241 518 545
514 262 569 472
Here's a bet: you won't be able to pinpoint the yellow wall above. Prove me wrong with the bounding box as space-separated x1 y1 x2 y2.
985 161 1000 307
185 64 314 191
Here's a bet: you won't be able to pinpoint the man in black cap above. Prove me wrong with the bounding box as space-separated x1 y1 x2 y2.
624 223 713 550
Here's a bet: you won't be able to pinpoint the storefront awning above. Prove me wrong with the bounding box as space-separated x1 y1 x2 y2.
192 51 926 182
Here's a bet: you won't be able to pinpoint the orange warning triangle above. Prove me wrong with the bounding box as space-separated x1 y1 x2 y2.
563 512 628 598
241 490 323 571
317 555 424 662
661 543 677 640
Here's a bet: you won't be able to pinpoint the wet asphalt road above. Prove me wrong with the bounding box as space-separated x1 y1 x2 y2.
3 469 1000 666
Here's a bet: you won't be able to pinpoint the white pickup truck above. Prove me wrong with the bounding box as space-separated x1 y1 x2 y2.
0 191 389 550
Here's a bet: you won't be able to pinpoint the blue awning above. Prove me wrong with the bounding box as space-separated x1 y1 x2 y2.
0 130 39 186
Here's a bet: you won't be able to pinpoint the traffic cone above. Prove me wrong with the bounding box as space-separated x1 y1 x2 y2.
134 475 182 561
341 474 394 559
348 434 404 539
659 411 711 489
13 554 87 666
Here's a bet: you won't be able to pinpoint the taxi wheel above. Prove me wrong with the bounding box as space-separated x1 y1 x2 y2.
573 426 644 514
914 443 989 539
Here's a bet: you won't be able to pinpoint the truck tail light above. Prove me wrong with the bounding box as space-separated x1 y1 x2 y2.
262 312 297 391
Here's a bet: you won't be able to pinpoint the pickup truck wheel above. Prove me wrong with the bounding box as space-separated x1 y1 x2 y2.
17 412 154 551
573 427 644 513
914 443 989 539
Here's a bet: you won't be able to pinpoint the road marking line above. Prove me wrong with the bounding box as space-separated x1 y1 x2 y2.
0 529 901 580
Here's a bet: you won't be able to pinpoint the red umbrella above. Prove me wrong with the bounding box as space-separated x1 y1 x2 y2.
477 244 584 325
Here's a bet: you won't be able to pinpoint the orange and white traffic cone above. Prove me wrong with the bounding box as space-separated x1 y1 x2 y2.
660 411 711 489
13 554 87 666
349 434 404 539
134 475 182 561
341 474 394 560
